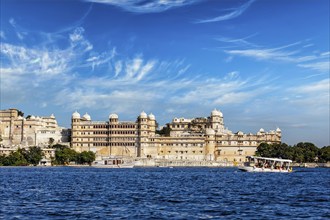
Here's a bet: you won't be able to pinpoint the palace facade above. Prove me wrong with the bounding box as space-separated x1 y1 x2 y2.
0 109 70 148
71 109 281 162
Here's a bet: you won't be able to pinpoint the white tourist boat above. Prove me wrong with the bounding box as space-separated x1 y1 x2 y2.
92 157 135 168
238 156 293 172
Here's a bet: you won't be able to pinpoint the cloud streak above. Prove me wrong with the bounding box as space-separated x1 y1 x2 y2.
84 0 202 13
225 42 330 73
195 0 256 23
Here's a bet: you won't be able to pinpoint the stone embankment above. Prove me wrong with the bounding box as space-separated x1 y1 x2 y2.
134 159 237 167
292 162 330 168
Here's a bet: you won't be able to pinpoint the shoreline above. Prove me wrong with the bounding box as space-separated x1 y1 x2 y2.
1 162 329 168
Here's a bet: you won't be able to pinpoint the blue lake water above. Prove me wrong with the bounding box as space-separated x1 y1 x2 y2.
0 167 329 219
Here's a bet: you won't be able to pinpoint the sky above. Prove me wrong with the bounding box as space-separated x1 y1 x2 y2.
0 0 329 147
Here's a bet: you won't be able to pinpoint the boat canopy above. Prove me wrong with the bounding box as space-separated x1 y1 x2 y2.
247 156 292 163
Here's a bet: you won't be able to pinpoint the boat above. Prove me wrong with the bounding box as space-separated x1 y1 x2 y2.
92 156 135 168
238 156 293 172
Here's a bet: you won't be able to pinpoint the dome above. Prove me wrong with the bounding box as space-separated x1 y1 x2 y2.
72 111 80 119
30 115 36 119
148 113 155 120
276 127 281 132
17 116 23 120
109 113 118 119
259 128 265 133
205 128 216 135
237 131 244 135
140 111 147 118
211 109 223 117
83 113 91 121
50 114 55 119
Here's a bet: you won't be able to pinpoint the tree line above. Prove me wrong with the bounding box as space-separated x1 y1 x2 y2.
0 144 96 166
256 142 330 163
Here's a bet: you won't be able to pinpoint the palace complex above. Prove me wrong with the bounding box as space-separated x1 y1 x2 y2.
71 109 281 163
0 108 70 150
0 108 281 163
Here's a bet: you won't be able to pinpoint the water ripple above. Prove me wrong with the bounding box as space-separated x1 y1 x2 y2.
0 167 329 219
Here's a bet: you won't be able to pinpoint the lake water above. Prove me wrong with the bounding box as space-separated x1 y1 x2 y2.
0 167 329 219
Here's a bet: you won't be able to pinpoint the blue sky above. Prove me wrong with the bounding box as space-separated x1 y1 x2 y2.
0 0 329 147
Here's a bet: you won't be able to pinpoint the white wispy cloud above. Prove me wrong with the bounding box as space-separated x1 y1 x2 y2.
0 26 110 82
114 61 122 77
298 61 330 73
215 33 258 48
1 43 70 76
283 78 330 114
213 92 256 105
292 78 329 94
84 0 202 13
54 75 269 119
0 31 6 39
85 48 116 70
168 72 273 107
0 25 110 108
225 42 329 72
225 44 300 62
195 0 256 23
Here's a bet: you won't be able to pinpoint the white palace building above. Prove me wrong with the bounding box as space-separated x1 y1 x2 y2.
71 109 281 163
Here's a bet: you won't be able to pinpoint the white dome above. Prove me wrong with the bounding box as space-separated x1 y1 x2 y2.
30 115 36 119
109 113 118 119
140 111 147 118
50 114 55 119
259 128 265 133
148 113 155 120
72 111 80 119
83 113 91 121
276 127 281 132
205 128 215 135
237 131 244 135
211 109 223 117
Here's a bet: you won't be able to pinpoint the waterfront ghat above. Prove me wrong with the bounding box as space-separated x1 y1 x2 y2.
0 167 329 219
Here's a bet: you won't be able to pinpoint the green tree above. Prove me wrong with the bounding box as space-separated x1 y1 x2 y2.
54 146 77 165
156 126 171 136
77 151 96 165
52 143 67 149
255 143 272 157
0 155 7 166
318 146 330 163
294 142 319 162
6 149 29 166
26 146 44 166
